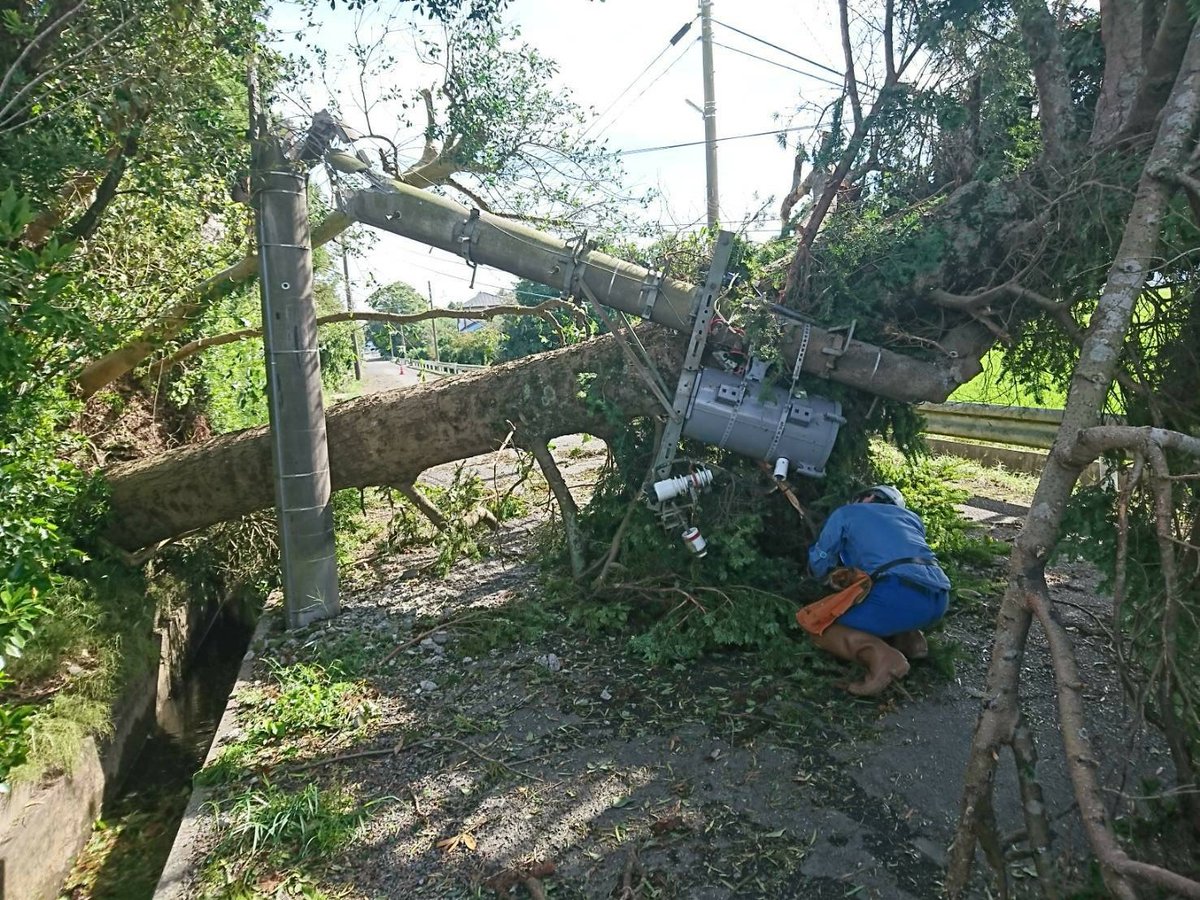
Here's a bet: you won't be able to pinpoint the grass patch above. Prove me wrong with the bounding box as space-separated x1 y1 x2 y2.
199 782 382 897
196 662 375 786
4 559 156 785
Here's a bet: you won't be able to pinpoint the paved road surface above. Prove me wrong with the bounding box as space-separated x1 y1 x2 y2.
359 358 441 394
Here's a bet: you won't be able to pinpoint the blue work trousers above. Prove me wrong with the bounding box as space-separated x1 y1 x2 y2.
837 576 949 637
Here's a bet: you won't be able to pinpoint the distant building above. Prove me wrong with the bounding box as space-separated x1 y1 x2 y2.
457 291 503 332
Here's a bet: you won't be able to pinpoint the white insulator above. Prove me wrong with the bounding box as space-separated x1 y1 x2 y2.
773 457 790 481
681 527 708 557
652 469 714 503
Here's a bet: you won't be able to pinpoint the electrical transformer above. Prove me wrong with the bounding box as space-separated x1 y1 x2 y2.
682 365 844 477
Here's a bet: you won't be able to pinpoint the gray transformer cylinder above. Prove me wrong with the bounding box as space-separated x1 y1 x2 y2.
682 367 844 477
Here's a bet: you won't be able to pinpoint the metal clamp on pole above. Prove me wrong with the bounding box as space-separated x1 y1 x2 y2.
558 230 589 295
455 208 482 289
639 269 664 319
765 323 812 460
820 318 856 375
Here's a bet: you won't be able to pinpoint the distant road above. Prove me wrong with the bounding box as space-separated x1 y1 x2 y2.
359 358 442 394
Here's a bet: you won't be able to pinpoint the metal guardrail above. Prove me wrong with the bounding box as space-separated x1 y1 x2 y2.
395 358 487 376
918 402 1064 450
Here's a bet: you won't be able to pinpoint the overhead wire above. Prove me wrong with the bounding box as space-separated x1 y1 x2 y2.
713 17 881 93
590 36 700 143
711 40 846 90
711 17 845 79
581 16 697 141
618 125 809 156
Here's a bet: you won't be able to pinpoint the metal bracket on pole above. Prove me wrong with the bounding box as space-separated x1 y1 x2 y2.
650 230 736 480
765 323 812 460
820 318 856 375
455 208 482 289
639 269 664 319
558 230 589 295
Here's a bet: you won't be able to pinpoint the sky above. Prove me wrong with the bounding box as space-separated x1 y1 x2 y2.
269 0 851 309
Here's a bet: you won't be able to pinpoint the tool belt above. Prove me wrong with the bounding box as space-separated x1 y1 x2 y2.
796 557 935 636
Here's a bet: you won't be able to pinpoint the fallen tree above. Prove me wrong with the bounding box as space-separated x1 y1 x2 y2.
104 330 679 550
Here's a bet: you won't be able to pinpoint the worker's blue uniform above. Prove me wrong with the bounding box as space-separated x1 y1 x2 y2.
808 503 950 636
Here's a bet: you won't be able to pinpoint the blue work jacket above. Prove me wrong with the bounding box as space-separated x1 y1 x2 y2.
808 503 951 591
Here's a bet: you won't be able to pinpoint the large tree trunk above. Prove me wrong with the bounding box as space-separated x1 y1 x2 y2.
948 22 1200 899
104 330 680 550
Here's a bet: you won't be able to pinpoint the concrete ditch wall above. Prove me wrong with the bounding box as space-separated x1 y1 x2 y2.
0 597 218 900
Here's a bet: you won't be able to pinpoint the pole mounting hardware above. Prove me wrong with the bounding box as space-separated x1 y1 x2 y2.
650 230 735 480
640 269 664 319
820 318 856 375
455 207 482 289
558 229 589 295
765 323 812 459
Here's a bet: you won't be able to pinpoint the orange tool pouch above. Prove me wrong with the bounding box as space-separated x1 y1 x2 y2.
795 568 872 636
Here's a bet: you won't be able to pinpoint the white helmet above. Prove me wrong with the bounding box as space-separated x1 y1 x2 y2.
857 484 906 509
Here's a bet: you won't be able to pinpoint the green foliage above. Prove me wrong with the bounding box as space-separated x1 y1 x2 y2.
201 781 383 895
0 190 114 787
437 323 502 365
385 466 527 577
239 662 374 747
364 280 431 359
499 279 602 361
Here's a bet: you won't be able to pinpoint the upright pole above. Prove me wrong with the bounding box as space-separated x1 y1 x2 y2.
427 280 440 362
700 0 720 229
252 135 340 629
340 239 363 381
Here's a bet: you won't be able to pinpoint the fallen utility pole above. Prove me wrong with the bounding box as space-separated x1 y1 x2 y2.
254 135 340 629
328 152 981 404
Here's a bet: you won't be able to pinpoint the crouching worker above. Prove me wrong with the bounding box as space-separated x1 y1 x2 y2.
799 485 950 696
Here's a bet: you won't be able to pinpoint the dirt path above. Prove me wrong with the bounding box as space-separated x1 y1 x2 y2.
162 447 1170 899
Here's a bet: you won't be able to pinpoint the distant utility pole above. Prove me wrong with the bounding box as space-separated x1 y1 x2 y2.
700 0 720 229
252 132 340 630
340 239 362 380
427 280 440 362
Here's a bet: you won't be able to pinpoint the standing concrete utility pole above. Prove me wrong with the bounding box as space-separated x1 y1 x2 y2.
427 280 441 362
340 239 363 381
253 135 340 629
700 0 720 229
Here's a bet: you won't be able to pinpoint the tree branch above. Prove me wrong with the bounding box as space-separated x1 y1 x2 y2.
527 437 585 579
0 0 86 103
1013 0 1075 169
153 298 577 372
838 0 863 130
64 124 141 242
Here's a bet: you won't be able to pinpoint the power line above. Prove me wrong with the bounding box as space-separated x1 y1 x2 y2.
711 40 846 90
581 17 696 141
618 125 808 156
592 36 699 143
711 17 845 79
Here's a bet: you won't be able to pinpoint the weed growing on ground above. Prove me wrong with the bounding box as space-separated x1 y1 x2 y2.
199 782 383 896
240 662 375 745
197 662 375 787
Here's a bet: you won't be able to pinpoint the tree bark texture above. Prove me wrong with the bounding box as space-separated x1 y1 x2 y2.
104 330 681 550
948 23 1200 899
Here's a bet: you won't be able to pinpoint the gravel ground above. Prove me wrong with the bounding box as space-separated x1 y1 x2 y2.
170 442 1173 899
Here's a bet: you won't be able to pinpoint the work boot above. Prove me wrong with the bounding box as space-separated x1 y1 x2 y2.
810 623 911 696
889 629 928 660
